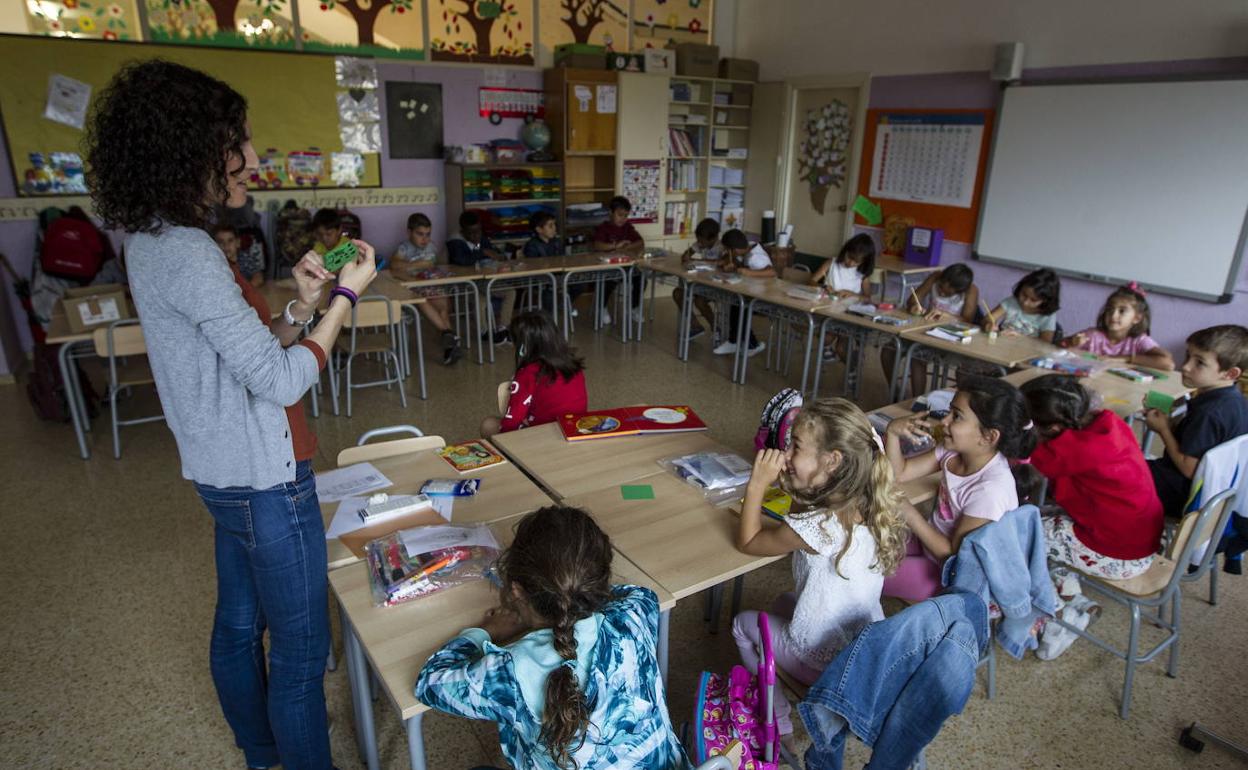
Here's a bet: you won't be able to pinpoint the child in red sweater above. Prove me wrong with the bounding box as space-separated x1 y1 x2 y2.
481 310 587 437
1021 374 1163 658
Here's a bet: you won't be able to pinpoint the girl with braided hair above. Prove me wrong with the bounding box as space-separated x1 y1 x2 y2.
416 506 691 770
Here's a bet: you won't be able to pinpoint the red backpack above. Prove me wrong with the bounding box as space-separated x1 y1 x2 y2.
41 215 106 281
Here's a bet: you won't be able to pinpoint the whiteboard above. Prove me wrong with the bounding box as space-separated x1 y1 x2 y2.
975 79 1248 302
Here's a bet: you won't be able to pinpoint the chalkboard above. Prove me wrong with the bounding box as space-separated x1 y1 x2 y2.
385 81 444 160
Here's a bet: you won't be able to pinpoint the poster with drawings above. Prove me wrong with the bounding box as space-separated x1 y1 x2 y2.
621 160 660 224
868 114 984 208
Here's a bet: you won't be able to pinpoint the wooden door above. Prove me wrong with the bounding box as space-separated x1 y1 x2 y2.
780 84 862 257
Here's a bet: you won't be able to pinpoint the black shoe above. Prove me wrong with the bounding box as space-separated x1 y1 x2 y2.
440 331 462 365
1225 557 1243 575
480 328 510 345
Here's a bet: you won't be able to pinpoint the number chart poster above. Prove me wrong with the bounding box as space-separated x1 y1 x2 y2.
856 109 993 244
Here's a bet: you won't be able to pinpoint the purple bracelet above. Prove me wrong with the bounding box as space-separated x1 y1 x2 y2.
329 286 358 307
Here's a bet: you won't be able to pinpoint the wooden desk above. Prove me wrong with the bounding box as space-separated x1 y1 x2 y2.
321 446 555 569
1003 365 1190 422
491 422 723 499
565 472 784 601
874 254 941 304
899 326 1059 369
331 514 675 770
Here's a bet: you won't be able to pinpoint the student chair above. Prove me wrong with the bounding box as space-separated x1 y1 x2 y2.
331 296 407 418
1049 487 1237 719
496 380 511 416
766 266 813 377
92 319 165 459
1176 434 1248 605
336 425 445 466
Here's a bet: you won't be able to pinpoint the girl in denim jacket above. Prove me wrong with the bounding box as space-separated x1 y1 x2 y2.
734 398 908 696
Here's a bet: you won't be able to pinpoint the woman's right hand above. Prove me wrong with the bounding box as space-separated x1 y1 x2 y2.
337 239 378 295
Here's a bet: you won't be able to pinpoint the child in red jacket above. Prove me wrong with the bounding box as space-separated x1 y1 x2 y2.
1021 374 1163 658
481 310 587 437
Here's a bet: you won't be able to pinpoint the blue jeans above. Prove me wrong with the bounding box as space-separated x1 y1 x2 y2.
194 460 332 770
798 590 987 770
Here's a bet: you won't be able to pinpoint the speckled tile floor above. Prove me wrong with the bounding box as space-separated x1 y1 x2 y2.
1 295 1245 769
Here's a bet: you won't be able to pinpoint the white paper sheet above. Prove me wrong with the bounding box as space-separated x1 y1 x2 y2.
596 84 617 114
315 463 392 503
325 497 369 539
429 496 454 521
44 74 91 130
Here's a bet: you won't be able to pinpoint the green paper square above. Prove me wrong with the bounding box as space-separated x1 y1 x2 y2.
621 484 655 500
1144 390 1175 413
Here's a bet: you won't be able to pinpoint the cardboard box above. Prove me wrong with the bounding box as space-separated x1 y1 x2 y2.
718 58 759 81
62 284 130 334
673 42 720 77
554 43 608 69
644 48 674 75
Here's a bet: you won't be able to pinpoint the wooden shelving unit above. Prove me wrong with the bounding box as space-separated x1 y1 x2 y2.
545 68 619 253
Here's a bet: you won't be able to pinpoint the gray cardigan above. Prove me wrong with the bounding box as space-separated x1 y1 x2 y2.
126 225 320 490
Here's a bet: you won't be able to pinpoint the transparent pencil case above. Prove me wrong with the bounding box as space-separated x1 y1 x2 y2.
659 451 753 506
364 524 501 607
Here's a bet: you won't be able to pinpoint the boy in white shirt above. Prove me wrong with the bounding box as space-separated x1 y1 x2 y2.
713 229 774 357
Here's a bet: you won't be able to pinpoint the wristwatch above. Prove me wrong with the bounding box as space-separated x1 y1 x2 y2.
283 299 316 328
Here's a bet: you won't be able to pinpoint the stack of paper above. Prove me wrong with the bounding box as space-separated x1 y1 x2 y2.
708 165 726 186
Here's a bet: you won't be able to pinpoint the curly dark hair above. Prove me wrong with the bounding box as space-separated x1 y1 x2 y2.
84 60 248 234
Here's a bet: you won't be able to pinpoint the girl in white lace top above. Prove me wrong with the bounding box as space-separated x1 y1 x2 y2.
733 398 908 689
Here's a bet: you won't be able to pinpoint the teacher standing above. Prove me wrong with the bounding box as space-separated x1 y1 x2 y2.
85 60 376 770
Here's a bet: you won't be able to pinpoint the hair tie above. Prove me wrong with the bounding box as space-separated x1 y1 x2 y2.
1023 420 1035 431
560 658 576 670
870 427 886 454
1126 281 1146 297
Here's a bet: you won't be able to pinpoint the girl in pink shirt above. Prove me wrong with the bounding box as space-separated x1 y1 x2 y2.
1062 283 1175 370
882 375 1040 603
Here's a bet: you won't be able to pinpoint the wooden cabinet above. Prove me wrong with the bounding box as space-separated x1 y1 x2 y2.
545 68 620 252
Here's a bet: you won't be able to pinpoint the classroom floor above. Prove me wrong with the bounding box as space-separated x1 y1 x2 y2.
2 294 1245 770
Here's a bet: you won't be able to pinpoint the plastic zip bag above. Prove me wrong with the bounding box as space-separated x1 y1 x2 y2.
364 524 500 607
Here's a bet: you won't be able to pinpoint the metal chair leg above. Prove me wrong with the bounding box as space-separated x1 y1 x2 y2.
1167 590 1181 678
1121 603 1141 719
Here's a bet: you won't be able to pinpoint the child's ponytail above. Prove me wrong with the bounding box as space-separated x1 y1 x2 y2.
542 606 589 769
496 506 613 769
865 447 907 576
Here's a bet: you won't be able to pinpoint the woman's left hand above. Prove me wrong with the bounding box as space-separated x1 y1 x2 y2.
292 250 333 308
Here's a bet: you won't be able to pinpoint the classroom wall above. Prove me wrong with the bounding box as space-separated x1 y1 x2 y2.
730 0 1248 79
855 57 1248 359
0 59 540 375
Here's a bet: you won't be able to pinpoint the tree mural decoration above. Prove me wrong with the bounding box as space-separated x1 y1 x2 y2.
145 0 292 46
320 0 414 46
559 0 622 43
431 0 532 64
797 100 852 215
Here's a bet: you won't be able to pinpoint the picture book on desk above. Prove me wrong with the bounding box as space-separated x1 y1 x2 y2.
558 405 708 441
925 322 978 344
438 440 507 473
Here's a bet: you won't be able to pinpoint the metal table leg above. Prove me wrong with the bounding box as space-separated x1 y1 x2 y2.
58 340 91 459
658 609 671 686
409 305 427 400
732 296 749 384
679 278 696 360
342 615 380 770
406 712 428 770
798 313 817 397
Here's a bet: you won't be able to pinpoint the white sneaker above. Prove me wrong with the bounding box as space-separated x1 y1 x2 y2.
631 307 644 325
599 307 612 326
746 340 766 357
1035 608 1090 661
570 308 579 318
713 341 738 355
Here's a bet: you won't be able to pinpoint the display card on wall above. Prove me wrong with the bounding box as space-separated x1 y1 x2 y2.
385 81 444 159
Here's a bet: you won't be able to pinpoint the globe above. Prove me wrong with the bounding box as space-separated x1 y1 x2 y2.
521 118 553 161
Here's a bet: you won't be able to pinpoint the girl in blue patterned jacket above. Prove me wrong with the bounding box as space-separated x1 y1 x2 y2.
416 506 691 770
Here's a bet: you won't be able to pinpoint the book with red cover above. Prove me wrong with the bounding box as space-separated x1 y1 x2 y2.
558 405 708 441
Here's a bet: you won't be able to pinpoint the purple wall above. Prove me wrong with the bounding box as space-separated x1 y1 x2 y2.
0 61 542 371
861 57 1248 358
